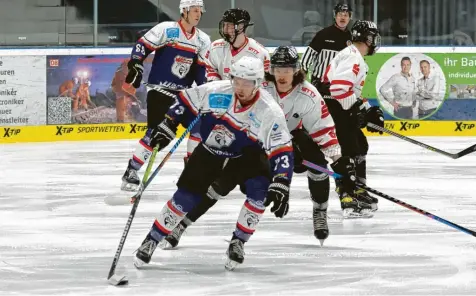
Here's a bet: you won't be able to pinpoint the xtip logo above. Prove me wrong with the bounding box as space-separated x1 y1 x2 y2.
3 128 21 137
455 122 475 132
400 122 420 131
129 124 147 134
56 126 74 136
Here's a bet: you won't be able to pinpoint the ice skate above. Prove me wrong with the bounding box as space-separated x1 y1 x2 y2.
225 238 245 271
121 160 140 192
158 222 186 249
355 188 378 212
312 201 329 246
133 234 158 268
340 192 373 219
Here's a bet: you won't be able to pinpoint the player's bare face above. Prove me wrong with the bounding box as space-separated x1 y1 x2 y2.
335 12 350 28
420 62 430 77
185 6 202 26
273 67 294 92
232 77 256 104
401 60 411 74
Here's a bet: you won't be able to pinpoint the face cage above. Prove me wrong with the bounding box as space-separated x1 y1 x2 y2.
219 20 247 44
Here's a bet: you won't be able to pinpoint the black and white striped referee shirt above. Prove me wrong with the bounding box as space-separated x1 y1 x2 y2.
301 25 352 83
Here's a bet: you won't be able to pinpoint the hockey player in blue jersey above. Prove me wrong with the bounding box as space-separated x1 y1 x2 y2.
121 0 211 191
133 56 294 271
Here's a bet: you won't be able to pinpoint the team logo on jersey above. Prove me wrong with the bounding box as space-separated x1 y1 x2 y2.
166 27 179 39
205 124 236 149
346 40 352 46
171 55 193 79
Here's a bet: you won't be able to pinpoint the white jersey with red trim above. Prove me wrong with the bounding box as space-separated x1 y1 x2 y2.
166 80 294 180
261 80 341 158
322 44 369 110
133 20 211 89
206 37 270 81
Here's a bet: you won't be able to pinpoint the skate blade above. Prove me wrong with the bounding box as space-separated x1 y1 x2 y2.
108 274 129 286
342 208 374 219
318 239 325 247
133 256 148 269
121 181 139 192
158 239 174 250
371 203 378 212
225 259 241 271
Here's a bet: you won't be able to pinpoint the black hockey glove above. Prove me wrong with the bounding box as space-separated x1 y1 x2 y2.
264 178 290 218
348 100 367 129
365 106 384 134
330 156 357 195
149 117 178 149
125 58 144 88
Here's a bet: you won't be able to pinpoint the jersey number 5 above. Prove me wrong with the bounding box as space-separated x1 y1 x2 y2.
274 155 290 170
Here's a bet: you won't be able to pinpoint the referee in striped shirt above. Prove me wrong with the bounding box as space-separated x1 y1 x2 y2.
301 3 353 96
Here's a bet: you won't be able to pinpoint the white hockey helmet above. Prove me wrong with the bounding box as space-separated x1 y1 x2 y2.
179 0 205 13
229 56 264 85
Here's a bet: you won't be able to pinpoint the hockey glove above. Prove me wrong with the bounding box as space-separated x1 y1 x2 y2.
150 117 178 149
348 100 367 129
330 156 357 195
264 178 290 218
125 59 144 89
365 106 384 134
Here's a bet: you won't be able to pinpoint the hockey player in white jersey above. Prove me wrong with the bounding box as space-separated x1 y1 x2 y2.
186 8 270 157
321 20 385 217
120 0 211 191
262 45 360 224
133 56 296 270
159 47 360 248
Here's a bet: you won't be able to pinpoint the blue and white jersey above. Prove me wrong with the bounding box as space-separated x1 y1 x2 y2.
167 80 294 181
132 20 211 90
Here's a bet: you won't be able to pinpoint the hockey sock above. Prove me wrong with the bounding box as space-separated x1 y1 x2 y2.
233 199 265 242
149 188 202 241
129 128 154 170
307 170 330 204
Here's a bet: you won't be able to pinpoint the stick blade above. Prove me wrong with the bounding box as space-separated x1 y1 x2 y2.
108 274 129 286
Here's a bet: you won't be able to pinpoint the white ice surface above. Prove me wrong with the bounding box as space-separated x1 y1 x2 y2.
1 137 475 296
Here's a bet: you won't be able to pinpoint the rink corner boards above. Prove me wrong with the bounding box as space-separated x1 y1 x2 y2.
1 121 476 144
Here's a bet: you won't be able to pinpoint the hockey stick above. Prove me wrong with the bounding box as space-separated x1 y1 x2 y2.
302 160 476 238
367 123 476 159
107 115 200 286
107 146 158 286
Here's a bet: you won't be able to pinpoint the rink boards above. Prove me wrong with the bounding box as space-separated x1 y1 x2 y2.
1 120 476 144
1 46 476 144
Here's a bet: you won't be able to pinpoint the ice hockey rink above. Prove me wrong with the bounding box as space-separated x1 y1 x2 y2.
1 136 475 296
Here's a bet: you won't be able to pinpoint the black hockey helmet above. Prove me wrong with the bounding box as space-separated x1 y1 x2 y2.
270 46 300 74
351 20 381 55
219 8 254 44
334 3 352 18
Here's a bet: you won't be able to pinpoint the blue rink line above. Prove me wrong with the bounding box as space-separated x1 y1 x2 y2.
367 98 476 120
